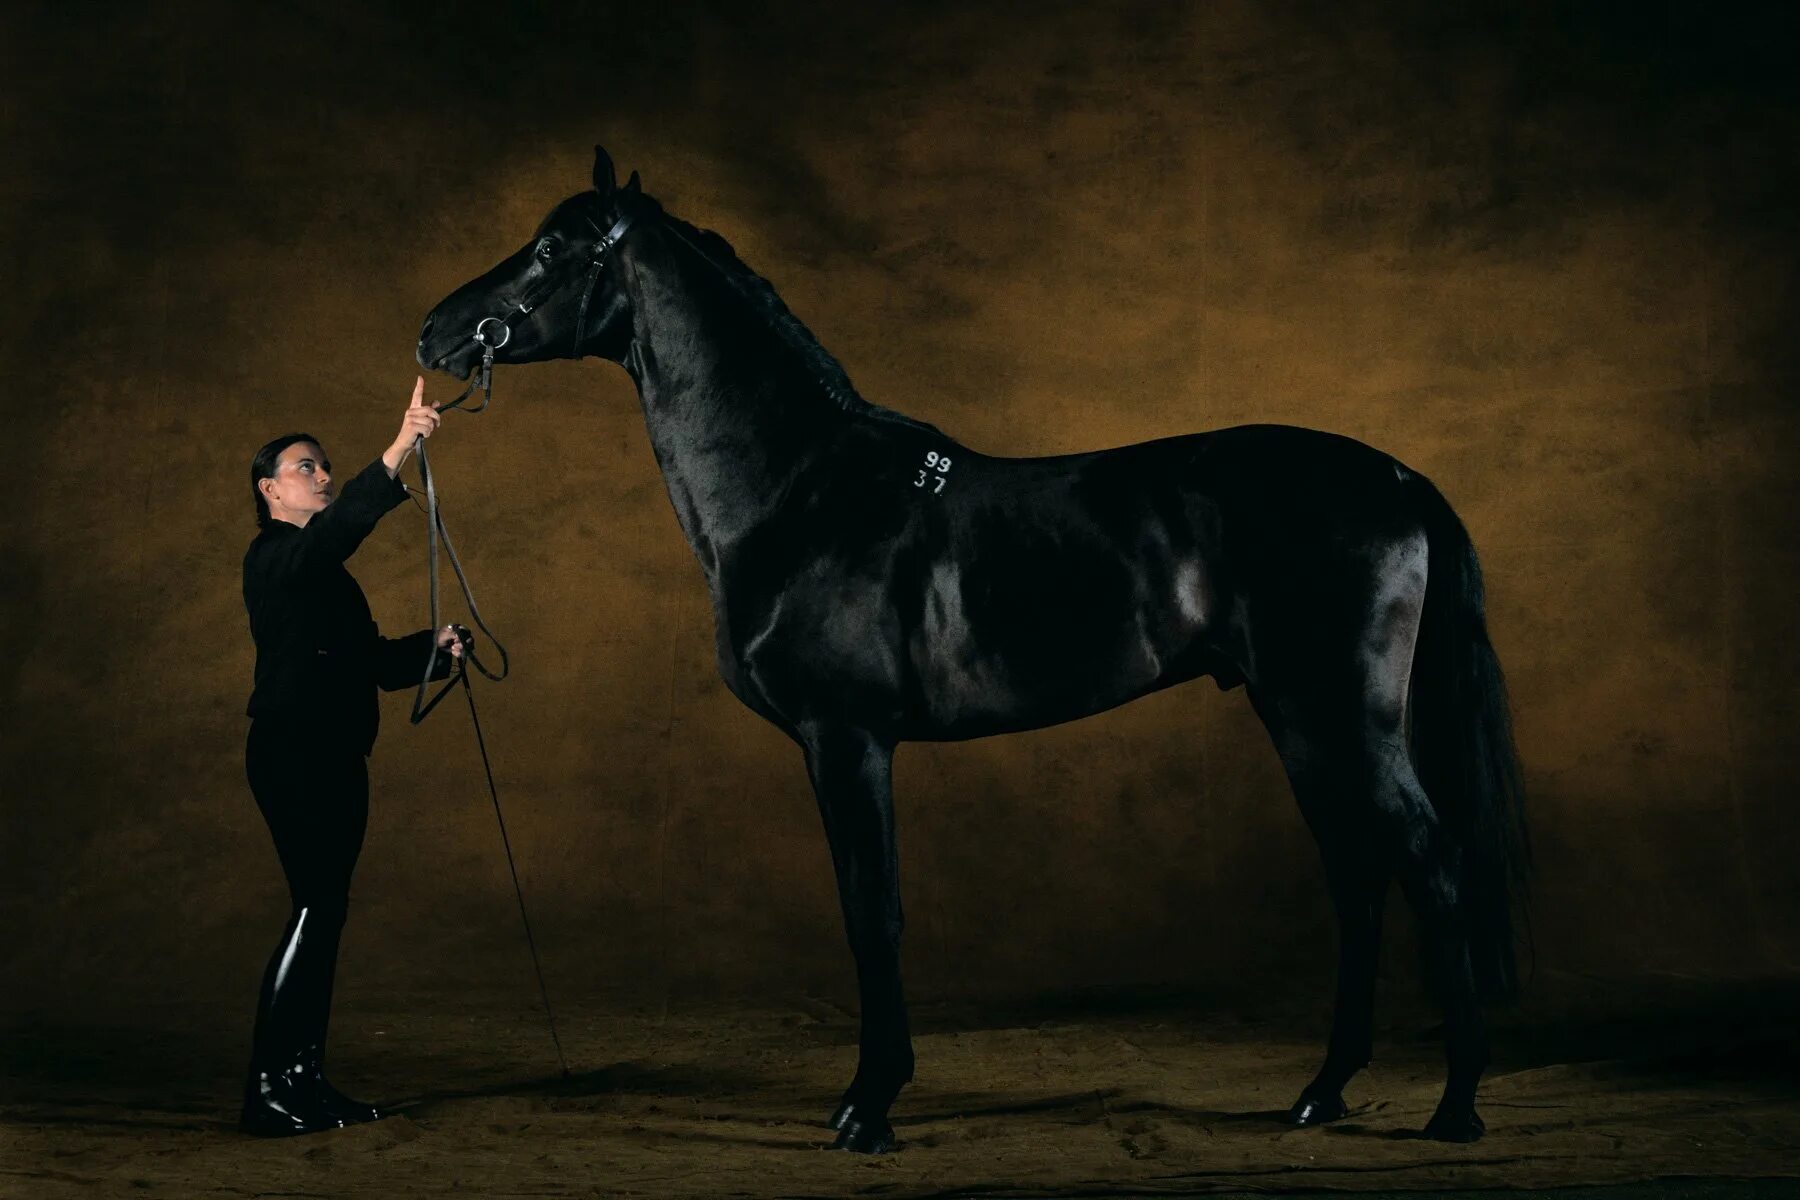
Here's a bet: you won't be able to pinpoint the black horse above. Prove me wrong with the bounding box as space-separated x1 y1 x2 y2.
416 147 1530 1153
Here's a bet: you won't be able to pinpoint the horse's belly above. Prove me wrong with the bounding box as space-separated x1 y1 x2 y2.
907 554 1216 736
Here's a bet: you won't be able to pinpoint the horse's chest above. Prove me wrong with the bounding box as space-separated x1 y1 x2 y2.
712 576 905 726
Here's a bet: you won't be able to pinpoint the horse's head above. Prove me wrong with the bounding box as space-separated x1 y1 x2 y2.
416 146 643 380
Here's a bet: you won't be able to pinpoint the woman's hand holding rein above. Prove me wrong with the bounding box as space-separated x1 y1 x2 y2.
381 376 443 477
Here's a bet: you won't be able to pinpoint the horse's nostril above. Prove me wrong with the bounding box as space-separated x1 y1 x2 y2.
418 315 435 344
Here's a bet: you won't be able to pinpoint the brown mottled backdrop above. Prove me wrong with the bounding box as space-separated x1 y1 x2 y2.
3 1 1796 1025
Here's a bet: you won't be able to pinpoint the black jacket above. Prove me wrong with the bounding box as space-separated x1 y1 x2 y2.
243 456 453 755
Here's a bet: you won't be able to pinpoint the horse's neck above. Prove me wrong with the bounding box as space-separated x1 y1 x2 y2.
618 230 846 576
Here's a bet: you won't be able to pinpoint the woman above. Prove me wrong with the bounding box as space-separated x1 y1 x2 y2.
240 376 468 1136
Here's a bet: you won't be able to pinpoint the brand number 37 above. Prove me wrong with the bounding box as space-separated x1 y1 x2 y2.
914 450 952 494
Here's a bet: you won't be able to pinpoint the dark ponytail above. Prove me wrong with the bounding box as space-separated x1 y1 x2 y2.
250 433 322 528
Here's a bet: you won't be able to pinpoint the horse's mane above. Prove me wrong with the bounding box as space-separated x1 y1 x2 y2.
661 213 945 438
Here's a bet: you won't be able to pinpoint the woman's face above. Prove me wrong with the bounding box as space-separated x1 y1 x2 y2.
262 441 334 525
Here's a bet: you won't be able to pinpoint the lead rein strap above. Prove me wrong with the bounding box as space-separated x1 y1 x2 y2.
408 371 510 726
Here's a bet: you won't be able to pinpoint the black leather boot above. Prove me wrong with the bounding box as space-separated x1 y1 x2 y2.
291 904 389 1126
240 904 366 1136
241 1059 349 1137
298 1041 388 1125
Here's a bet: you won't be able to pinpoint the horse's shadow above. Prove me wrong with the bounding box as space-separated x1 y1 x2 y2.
895 1088 1317 1132
1321 1123 1440 1140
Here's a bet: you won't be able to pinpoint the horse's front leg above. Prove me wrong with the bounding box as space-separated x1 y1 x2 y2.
801 723 912 1154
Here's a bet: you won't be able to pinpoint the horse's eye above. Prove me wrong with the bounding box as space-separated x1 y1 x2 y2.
534 238 558 262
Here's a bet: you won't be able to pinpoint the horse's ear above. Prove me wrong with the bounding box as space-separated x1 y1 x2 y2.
624 170 641 195
592 145 617 196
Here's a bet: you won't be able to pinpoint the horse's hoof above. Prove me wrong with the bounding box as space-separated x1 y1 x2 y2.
1287 1091 1348 1126
831 1114 895 1154
1423 1105 1486 1142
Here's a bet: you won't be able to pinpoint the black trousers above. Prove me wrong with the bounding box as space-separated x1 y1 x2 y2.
244 718 369 1072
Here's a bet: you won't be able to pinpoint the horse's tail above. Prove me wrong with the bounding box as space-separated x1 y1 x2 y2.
1405 469 1533 1004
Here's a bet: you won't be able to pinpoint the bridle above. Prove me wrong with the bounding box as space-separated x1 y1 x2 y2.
409 194 646 725
428 200 643 420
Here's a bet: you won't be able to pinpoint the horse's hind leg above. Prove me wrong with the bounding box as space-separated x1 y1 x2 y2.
1381 755 1491 1141
1250 696 1393 1125
1299 859 1389 1125
1252 695 1491 1141
800 723 912 1154
1247 529 1490 1140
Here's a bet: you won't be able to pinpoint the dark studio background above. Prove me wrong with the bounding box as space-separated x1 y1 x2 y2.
3 0 1797 1041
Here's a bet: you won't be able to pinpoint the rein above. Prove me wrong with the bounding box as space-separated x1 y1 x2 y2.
405 429 509 723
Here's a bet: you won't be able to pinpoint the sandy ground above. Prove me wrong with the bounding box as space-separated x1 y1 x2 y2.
4 992 1797 1199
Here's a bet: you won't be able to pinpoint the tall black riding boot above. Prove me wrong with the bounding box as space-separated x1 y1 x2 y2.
240 905 349 1137
291 912 387 1126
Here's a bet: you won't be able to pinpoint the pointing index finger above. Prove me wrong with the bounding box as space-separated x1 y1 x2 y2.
411 375 425 407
